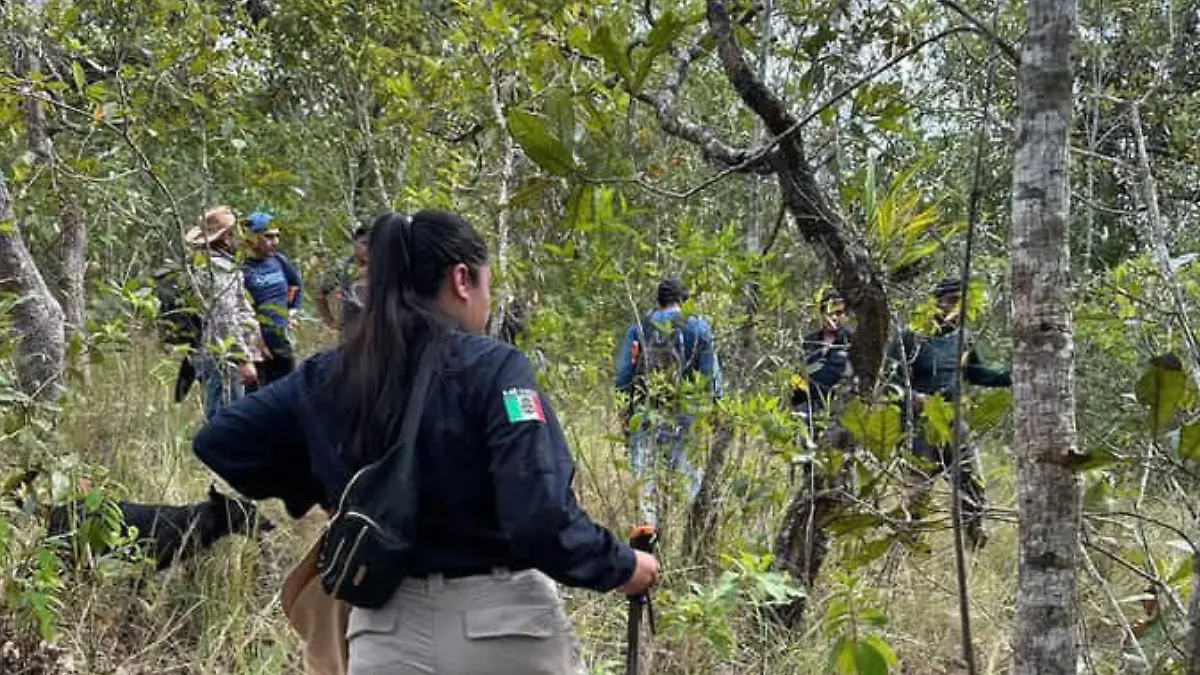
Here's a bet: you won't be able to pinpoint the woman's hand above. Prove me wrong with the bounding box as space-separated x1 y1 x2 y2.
617 550 661 596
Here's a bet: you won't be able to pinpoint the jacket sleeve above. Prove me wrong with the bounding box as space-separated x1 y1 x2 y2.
613 325 638 393
485 350 636 592
695 319 722 399
192 370 325 517
965 346 1012 387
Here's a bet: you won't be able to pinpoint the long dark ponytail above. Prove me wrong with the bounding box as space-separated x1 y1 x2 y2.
331 210 489 465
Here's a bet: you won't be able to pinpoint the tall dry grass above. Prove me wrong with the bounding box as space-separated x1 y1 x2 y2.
1 321 1187 674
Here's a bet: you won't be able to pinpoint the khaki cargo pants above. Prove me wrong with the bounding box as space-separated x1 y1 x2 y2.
347 568 579 675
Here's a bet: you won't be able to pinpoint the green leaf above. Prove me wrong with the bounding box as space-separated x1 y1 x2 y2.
855 640 890 675
1168 555 1195 584
825 513 883 536
71 61 86 92
506 109 577 177
842 400 903 459
590 24 633 87
920 395 955 447
830 636 855 675
545 88 576 151
1134 353 1195 437
632 10 688 91
1063 448 1121 472
864 635 901 666
968 389 1012 431
1177 422 1200 461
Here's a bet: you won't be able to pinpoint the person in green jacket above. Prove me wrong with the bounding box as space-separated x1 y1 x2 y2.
886 278 1011 549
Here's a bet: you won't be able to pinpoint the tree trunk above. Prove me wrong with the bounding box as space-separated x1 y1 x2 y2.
1187 550 1200 675
488 68 517 340
58 194 88 380
1129 103 1200 390
1010 0 1080 671
0 174 66 401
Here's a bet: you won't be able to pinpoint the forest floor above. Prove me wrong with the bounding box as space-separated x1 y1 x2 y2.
0 323 1184 674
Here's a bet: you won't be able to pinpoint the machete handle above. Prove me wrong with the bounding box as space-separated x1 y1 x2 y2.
628 525 658 556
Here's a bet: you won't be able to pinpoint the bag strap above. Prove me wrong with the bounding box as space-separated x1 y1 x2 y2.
357 336 439 483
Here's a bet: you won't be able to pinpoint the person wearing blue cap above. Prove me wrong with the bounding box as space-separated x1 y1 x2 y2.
243 211 304 390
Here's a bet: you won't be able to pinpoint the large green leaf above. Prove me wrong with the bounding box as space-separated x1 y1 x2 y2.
855 641 890 675
589 23 633 86
968 389 1012 431
506 109 577 177
843 399 903 459
1134 353 1196 437
631 10 689 91
920 395 955 447
1177 422 1200 461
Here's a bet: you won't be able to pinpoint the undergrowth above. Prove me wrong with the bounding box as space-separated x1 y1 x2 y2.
0 321 1191 674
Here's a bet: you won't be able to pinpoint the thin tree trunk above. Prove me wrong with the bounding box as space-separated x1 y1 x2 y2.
1129 103 1200 390
1187 550 1200 675
488 69 517 340
0 174 66 401
1010 0 1080 671
58 194 88 379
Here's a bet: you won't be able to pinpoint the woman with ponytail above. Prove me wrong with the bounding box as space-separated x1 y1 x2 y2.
194 210 659 674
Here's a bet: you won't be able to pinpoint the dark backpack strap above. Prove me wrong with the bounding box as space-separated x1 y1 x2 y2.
373 337 440 479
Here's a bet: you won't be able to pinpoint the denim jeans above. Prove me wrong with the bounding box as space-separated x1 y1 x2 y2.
197 356 244 421
628 412 701 528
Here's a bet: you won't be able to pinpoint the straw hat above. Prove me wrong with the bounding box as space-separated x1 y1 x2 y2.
186 206 237 248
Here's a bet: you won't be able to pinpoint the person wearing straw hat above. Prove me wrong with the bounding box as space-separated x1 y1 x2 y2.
186 205 263 420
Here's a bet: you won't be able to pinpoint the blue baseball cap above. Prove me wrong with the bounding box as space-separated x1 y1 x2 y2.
246 212 279 234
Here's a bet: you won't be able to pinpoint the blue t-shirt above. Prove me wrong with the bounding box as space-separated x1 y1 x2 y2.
243 253 302 352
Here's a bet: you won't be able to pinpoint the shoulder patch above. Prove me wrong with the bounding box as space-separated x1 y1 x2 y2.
502 388 546 424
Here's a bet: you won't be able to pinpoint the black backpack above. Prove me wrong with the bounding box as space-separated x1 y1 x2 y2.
632 313 694 405
153 266 203 349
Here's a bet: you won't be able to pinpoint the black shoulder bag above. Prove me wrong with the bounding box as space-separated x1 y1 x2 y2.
316 340 438 609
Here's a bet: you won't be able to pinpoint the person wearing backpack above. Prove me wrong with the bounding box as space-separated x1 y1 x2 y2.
186 206 263 420
242 211 304 390
614 277 723 528
193 211 659 675
885 277 1011 549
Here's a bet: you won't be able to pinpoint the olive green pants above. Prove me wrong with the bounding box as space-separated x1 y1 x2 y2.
346 569 578 675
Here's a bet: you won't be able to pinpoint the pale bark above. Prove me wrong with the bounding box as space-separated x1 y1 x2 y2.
488 68 516 340
1010 0 1080 671
1188 550 1200 675
1130 103 1200 390
0 174 66 401
58 196 87 344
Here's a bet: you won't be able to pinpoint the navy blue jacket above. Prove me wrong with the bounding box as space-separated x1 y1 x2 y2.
192 332 636 592
792 326 853 412
243 253 302 353
886 325 1011 400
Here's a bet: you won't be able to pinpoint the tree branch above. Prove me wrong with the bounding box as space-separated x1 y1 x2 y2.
935 0 1021 64
706 0 890 394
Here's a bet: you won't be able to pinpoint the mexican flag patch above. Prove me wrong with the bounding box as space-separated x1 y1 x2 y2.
503 388 546 424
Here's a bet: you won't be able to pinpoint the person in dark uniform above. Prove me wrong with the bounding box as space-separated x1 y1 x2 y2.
773 289 856 620
791 289 853 421
885 277 1011 549
193 211 660 674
